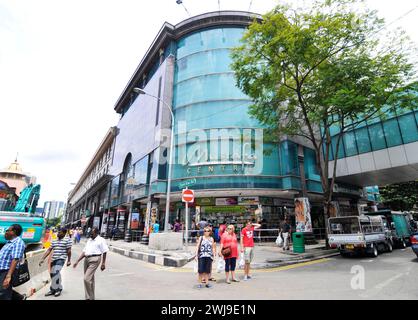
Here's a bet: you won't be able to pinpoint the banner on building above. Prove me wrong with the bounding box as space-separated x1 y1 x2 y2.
101 213 108 235
216 198 238 206
131 210 140 230
294 198 312 232
238 196 259 205
93 217 101 229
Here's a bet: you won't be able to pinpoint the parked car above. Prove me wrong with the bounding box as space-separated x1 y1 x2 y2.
410 233 418 258
328 215 393 258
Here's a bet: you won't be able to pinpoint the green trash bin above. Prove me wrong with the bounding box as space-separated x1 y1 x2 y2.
292 232 305 253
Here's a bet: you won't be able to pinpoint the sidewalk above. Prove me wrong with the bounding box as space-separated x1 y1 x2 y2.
105 238 339 269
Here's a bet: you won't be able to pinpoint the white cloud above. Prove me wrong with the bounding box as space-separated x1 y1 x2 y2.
0 0 416 206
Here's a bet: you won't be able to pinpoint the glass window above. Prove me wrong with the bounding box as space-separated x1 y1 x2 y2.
368 123 386 151
133 156 149 187
280 141 299 175
331 136 345 159
398 113 418 144
382 118 402 147
355 127 371 154
343 131 358 157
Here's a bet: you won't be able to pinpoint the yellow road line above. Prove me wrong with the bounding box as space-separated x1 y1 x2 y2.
161 258 331 273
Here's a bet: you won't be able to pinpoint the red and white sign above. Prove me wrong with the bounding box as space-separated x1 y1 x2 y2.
182 189 194 203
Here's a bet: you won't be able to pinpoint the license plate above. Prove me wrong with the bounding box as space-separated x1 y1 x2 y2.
345 244 354 250
22 231 34 239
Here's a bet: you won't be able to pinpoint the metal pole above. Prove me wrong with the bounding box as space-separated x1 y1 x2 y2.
185 200 189 251
164 115 175 232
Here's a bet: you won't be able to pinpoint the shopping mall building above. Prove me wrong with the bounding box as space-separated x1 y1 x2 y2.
65 11 418 237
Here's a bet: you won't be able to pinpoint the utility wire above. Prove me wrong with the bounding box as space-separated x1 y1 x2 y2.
248 0 253 12
176 0 191 17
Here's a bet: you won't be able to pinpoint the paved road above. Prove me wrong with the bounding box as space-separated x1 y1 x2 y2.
30 243 418 300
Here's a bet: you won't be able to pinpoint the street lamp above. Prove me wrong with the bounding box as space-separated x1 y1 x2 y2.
133 87 174 233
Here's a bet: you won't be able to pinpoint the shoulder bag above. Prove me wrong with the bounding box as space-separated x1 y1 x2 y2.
12 252 30 287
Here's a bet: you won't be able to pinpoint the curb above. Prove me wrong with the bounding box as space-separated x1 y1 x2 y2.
109 245 194 267
258 251 340 269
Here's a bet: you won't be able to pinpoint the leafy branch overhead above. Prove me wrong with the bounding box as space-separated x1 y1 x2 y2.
231 0 418 206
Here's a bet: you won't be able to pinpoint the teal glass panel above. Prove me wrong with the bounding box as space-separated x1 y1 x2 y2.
331 136 345 159
415 111 418 125
398 113 418 144
177 28 245 60
174 73 248 107
176 49 233 83
355 127 371 153
173 100 255 132
303 147 320 180
306 180 323 193
382 118 402 147
368 123 386 151
280 141 299 175
343 131 358 157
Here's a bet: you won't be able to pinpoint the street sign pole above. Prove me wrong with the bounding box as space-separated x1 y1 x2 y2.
185 200 189 251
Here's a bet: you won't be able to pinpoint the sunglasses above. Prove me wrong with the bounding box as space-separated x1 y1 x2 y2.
204 230 211 232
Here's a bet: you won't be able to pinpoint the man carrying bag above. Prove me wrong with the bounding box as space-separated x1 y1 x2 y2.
0 224 28 300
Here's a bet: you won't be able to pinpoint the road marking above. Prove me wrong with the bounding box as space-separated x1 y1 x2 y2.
375 273 405 290
109 273 135 277
159 258 331 273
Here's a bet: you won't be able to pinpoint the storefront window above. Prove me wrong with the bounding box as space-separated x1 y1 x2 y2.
133 155 149 187
110 176 120 207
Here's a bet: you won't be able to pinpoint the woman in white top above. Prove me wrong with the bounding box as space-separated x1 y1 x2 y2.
195 227 216 288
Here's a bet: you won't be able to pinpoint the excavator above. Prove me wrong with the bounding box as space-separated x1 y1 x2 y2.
0 184 45 246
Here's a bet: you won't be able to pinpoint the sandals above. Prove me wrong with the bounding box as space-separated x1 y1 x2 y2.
209 277 217 282
231 278 240 282
226 280 231 284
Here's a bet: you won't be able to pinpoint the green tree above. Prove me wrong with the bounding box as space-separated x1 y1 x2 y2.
380 181 418 211
46 215 62 228
231 0 418 237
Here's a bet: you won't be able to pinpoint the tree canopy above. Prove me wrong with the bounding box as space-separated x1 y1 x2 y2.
231 0 418 209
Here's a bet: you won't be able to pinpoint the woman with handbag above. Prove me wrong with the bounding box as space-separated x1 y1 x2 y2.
219 225 240 284
195 227 216 288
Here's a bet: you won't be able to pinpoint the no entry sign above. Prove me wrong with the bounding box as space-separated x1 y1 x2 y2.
182 189 194 203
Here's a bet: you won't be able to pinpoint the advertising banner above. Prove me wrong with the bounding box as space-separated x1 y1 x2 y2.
215 198 238 206
131 210 140 230
238 196 259 205
93 216 101 229
100 213 108 234
294 198 312 232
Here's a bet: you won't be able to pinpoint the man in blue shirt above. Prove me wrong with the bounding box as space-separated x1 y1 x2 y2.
0 224 26 300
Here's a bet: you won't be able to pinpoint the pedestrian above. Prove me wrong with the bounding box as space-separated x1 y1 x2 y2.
240 219 261 281
197 218 208 237
195 227 216 289
281 219 292 251
73 228 79 244
73 227 109 300
220 225 240 284
0 224 27 300
218 221 227 241
191 219 197 242
173 219 181 232
153 220 160 233
39 227 72 297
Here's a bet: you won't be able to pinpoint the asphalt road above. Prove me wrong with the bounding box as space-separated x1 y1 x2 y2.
30 243 418 300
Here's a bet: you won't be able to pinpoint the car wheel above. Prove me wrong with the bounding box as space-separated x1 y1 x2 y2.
386 242 393 252
369 244 378 258
401 240 407 248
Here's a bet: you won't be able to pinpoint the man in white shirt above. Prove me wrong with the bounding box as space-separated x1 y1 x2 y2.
73 227 109 300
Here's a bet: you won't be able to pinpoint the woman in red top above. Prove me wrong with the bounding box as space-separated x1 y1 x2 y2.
219 225 240 284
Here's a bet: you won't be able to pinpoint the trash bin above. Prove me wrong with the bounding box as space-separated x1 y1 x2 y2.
292 232 305 253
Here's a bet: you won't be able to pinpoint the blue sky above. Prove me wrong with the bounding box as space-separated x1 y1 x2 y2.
0 0 417 206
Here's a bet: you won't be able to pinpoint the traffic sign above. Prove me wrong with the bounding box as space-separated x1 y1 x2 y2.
182 189 194 203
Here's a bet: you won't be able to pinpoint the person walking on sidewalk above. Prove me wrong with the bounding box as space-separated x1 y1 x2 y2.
39 227 72 297
195 227 216 289
220 225 240 284
0 224 27 300
240 219 261 281
73 227 109 300
281 219 292 251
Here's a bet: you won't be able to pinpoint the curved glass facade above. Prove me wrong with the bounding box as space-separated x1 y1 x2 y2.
171 27 293 191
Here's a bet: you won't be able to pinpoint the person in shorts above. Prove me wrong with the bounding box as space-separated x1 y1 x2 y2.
240 219 261 281
195 227 216 288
